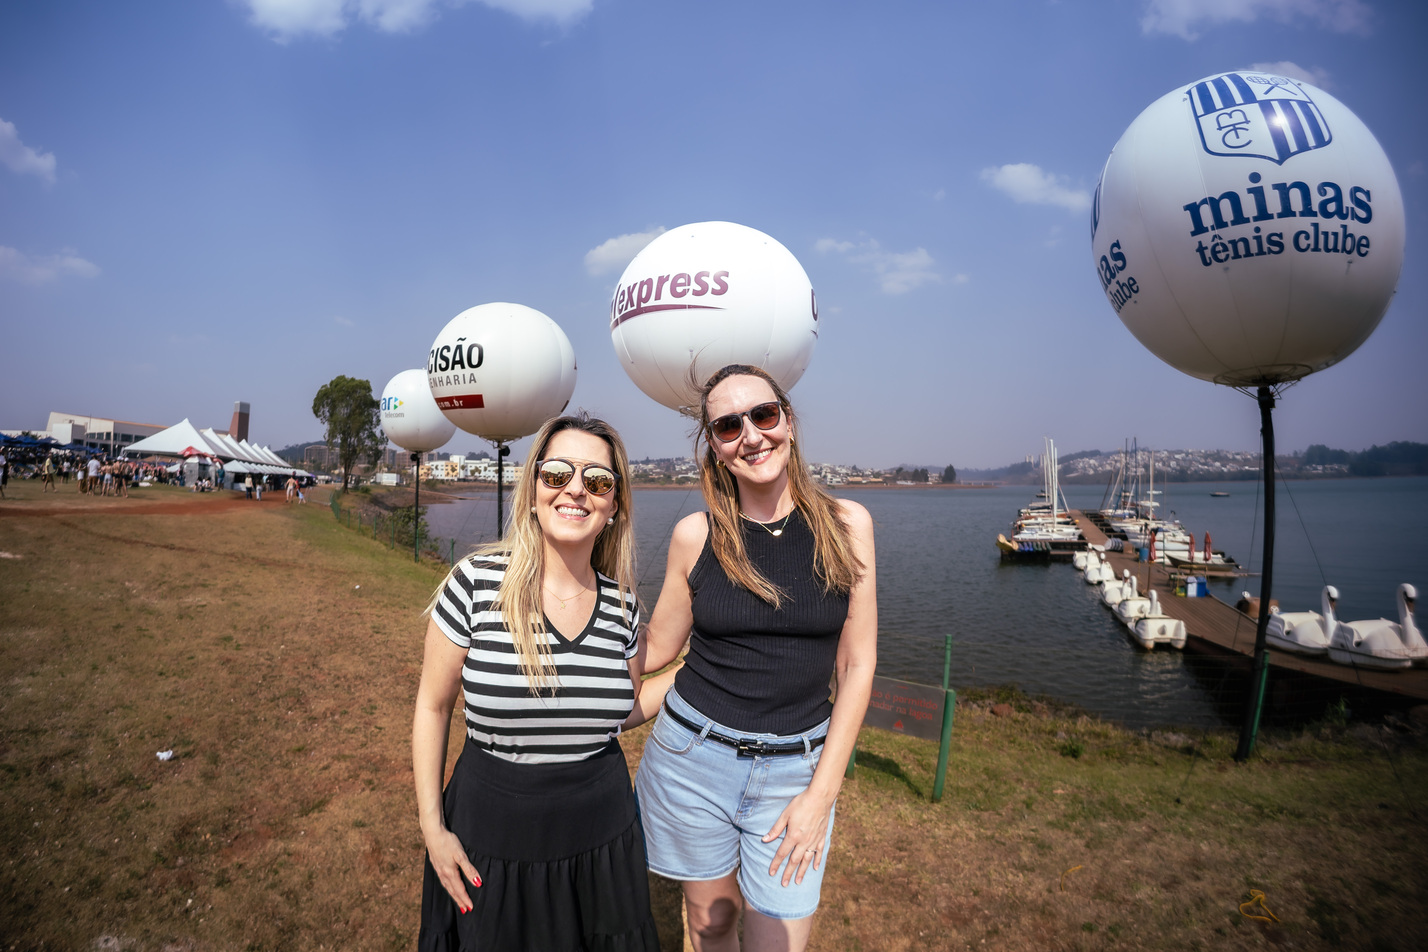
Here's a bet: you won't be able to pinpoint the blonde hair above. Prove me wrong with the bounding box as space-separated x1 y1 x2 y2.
695 364 861 607
429 412 636 693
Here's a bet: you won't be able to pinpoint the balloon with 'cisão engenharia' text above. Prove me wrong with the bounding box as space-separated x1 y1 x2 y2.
1092 70 1405 386
609 221 818 413
428 303 577 443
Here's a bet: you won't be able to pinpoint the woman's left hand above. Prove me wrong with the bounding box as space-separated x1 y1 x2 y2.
762 784 837 886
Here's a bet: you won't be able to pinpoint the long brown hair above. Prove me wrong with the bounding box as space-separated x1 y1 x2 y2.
428 412 636 692
695 364 861 607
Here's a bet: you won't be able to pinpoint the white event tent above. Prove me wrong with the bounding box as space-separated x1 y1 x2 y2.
122 418 311 479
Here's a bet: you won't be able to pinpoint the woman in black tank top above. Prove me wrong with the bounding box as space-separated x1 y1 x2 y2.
629 364 878 951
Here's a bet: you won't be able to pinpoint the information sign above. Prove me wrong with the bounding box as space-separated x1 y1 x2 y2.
863 674 945 741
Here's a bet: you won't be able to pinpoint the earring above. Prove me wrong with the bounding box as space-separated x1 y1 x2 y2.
530 506 536 513
716 459 725 468
607 516 614 525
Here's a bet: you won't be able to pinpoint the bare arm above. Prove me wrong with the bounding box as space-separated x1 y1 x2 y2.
622 664 681 730
635 512 707 675
764 498 877 885
412 617 482 914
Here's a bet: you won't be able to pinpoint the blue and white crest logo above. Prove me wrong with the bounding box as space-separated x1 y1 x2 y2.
1189 72 1331 165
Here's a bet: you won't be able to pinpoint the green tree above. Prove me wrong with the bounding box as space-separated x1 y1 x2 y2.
312 375 384 491
942 464 957 484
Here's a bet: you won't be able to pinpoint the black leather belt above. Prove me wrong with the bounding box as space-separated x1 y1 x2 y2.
661 698 826 758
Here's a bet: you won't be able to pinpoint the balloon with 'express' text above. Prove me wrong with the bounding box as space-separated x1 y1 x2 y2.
610 221 818 413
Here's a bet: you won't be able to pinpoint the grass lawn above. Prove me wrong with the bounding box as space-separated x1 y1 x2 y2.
1 479 1424 951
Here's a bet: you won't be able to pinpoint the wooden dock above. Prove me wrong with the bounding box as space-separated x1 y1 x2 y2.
1069 510 1428 703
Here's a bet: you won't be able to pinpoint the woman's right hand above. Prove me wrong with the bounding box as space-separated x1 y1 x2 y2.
424 825 482 914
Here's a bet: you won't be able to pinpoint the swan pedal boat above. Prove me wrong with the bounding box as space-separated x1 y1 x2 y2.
1114 582 1152 630
1264 585 1336 657
1327 584 1427 670
1101 569 1134 608
1131 591 1187 650
1083 550 1115 585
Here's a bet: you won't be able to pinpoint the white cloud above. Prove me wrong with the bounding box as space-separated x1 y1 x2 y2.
1247 60 1332 89
1141 0 1371 40
333 314 354 327
0 246 100 285
0 118 57 184
980 163 1091 213
243 0 593 41
245 0 347 39
478 0 592 24
952 273 970 285
817 236 941 295
583 227 665 276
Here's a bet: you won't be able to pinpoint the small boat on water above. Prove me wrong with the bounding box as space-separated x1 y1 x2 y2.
1131 591 1187 650
1327 584 1428 670
1210 491 1230 497
1265 585 1337 656
1166 532 1243 576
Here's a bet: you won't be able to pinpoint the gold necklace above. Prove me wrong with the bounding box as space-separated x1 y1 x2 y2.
543 580 593 609
741 509 795 538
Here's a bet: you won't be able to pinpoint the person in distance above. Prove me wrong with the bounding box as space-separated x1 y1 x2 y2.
412 412 658 952
632 363 878 952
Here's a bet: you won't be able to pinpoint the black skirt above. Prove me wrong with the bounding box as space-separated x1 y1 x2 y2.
419 739 659 952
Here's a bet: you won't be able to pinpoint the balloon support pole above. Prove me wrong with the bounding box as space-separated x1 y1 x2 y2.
495 442 510 541
412 452 421 563
1236 385 1277 761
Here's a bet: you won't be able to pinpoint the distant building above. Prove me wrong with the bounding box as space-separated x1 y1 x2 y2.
44 411 168 455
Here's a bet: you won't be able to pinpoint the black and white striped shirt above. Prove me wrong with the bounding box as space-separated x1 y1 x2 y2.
432 556 639 764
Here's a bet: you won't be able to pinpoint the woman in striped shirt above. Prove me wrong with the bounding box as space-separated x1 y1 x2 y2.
412 413 659 952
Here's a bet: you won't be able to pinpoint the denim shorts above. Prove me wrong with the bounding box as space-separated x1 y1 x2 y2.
634 686 834 920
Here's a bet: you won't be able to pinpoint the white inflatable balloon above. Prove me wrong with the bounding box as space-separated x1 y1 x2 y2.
609 221 818 412
381 368 456 453
428 303 577 443
1093 70 1405 386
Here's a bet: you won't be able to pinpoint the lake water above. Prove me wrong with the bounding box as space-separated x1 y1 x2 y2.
424 476 1428 729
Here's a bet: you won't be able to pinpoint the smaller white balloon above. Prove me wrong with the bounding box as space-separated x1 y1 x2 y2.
609 221 818 413
381 369 456 454
428 303 578 443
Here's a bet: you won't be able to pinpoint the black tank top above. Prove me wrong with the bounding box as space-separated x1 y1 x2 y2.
675 509 851 734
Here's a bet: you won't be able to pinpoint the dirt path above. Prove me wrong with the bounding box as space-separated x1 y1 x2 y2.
0 486 282 518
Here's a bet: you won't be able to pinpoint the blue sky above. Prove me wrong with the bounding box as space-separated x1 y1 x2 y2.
2 0 1423 468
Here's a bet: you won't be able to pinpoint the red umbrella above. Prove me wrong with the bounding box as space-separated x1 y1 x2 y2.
1148 530 1157 562
1204 532 1213 560
1188 532 1196 562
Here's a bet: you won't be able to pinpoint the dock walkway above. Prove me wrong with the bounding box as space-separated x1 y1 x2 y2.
1069 510 1428 702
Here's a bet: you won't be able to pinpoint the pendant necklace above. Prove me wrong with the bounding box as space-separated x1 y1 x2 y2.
742 508 795 538
543 581 592 609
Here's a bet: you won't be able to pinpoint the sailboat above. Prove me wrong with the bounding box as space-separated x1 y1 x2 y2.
997 438 1087 561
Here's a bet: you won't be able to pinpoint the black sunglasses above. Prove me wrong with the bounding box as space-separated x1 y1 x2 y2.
708 401 783 443
535 458 619 496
